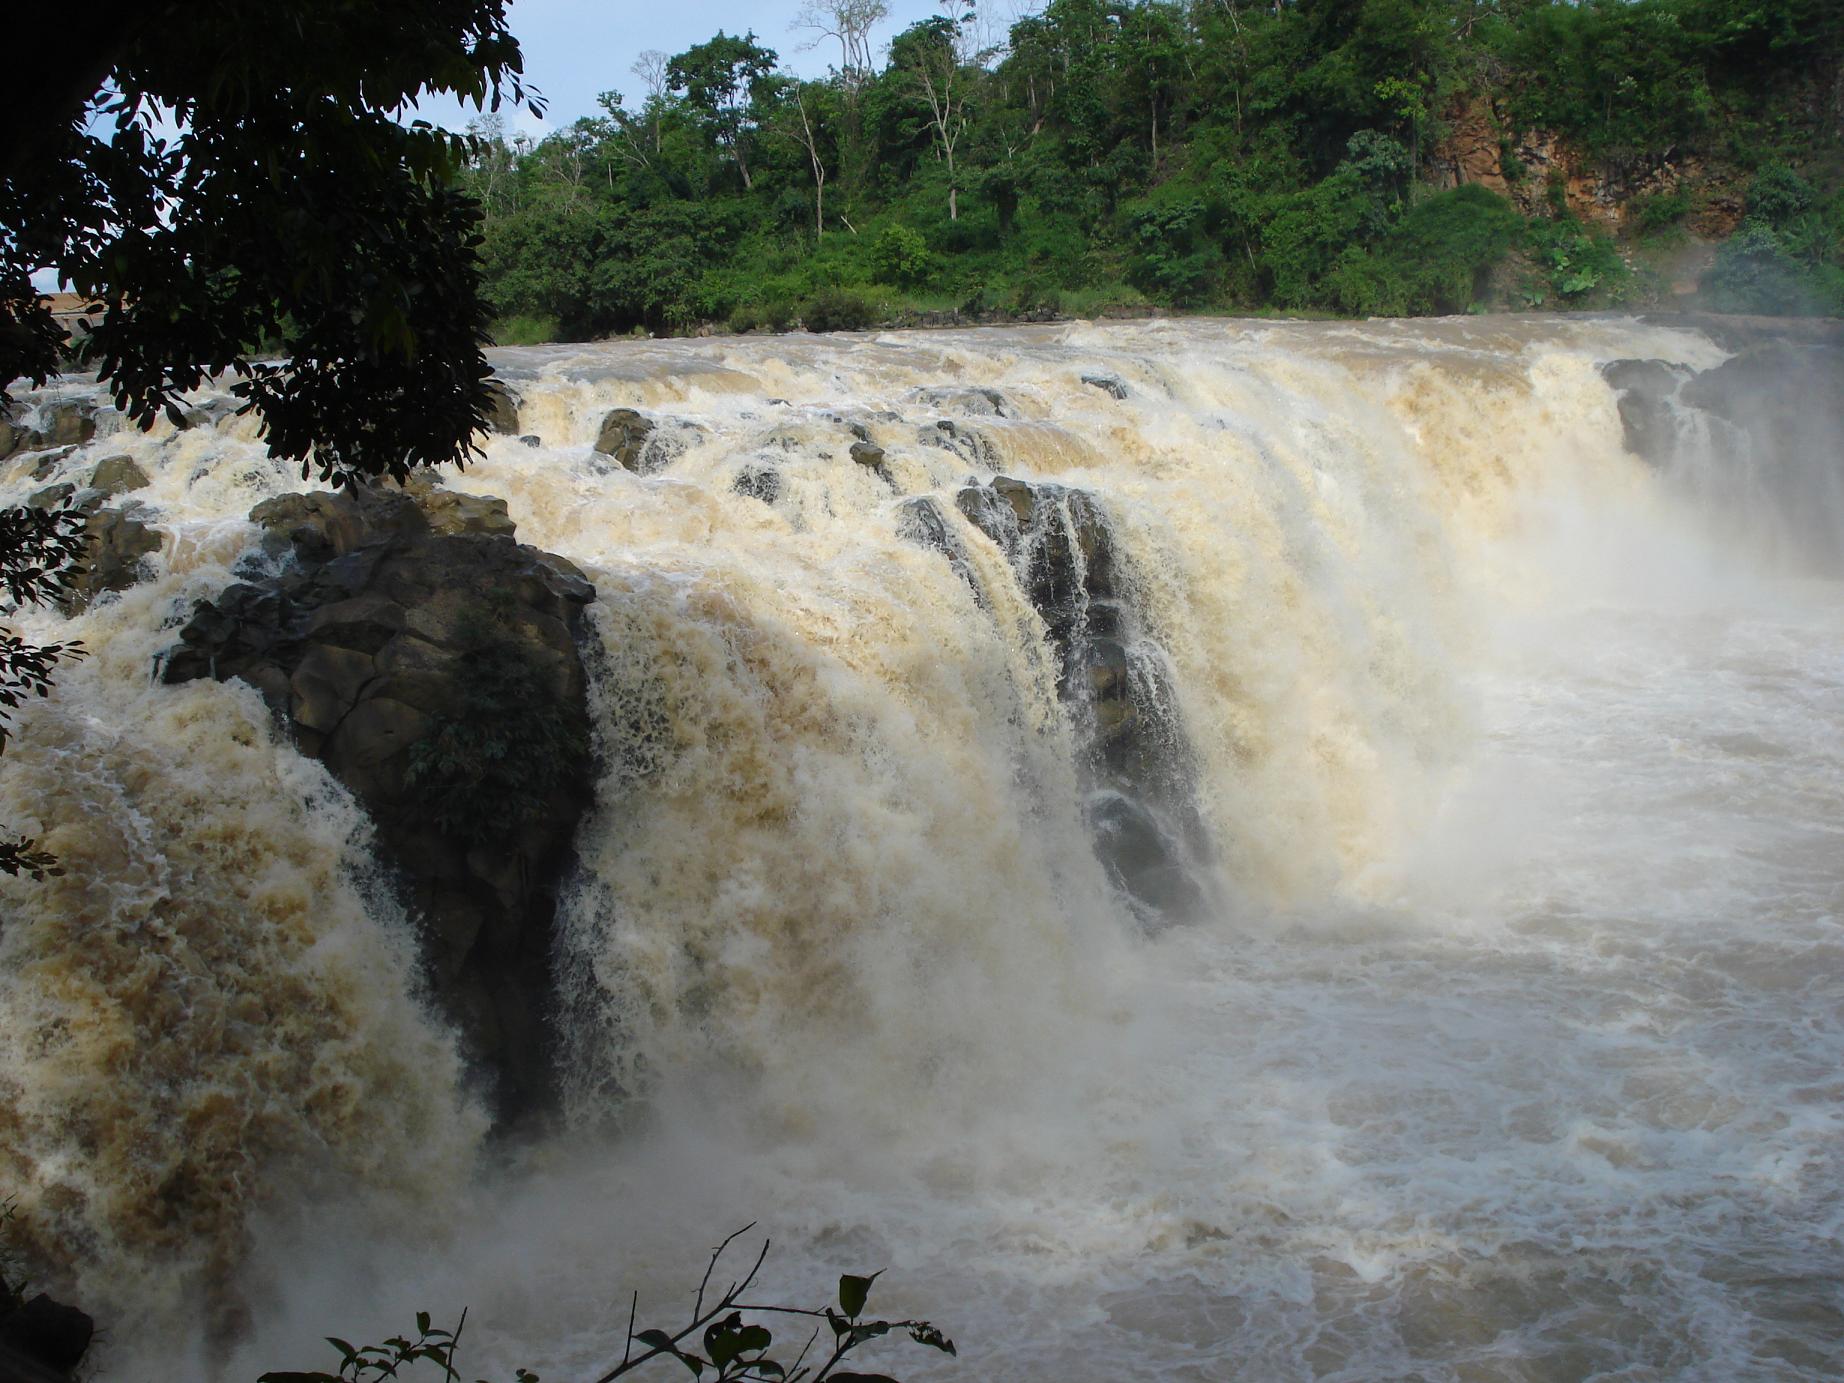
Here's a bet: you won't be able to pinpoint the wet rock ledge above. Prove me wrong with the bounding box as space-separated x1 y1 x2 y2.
163 479 596 1123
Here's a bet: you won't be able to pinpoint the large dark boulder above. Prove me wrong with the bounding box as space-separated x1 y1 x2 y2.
67 502 162 611
0 1286 94 1382
0 399 93 459
163 482 597 1122
1086 793 1207 920
1681 341 1844 454
593 408 706 474
594 408 655 469
954 474 1115 665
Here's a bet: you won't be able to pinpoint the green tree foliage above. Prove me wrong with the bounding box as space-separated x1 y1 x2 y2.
873 225 933 286
0 504 88 879
1329 183 1525 315
0 2 535 878
1490 0 1715 162
2 1 533 483
455 0 1841 339
668 33 785 192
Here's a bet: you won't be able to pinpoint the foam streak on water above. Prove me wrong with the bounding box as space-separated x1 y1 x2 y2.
3 317 1840 1380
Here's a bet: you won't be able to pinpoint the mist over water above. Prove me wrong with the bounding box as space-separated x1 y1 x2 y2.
3 317 1842 1380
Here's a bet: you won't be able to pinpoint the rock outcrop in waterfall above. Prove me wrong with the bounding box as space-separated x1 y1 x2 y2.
901 469 1210 925
162 480 597 1120
1602 325 1844 570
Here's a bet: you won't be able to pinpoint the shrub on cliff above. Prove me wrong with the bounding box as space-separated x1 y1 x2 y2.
1704 221 1833 314
799 288 878 332
1524 214 1632 307
873 225 934 288
1327 185 1524 316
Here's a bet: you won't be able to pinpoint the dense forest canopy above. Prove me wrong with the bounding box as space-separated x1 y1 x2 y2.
464 0 1844 338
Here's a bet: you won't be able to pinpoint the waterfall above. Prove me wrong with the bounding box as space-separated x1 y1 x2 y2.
4 316 1841 1380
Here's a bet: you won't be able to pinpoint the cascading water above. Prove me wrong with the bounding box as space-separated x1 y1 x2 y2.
2 316 1841 1380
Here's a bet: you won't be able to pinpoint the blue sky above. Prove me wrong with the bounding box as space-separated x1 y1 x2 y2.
412 0 963 137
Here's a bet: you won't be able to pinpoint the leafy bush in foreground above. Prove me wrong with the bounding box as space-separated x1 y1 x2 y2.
259 1226 955 1383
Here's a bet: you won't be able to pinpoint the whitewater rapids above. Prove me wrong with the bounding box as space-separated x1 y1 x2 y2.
2 316 1841 1380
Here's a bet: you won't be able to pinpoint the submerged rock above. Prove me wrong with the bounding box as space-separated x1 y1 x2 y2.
920 418 1000 467
735 464 782 504
1087 793 1207 920
909 385 1018 418
164 481 597 1122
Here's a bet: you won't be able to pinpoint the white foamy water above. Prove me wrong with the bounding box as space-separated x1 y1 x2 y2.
2 317 1840 1380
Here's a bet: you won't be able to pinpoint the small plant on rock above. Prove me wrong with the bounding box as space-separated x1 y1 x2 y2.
403 615 589 845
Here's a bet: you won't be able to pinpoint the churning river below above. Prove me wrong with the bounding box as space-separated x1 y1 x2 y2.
3 317 1842 1381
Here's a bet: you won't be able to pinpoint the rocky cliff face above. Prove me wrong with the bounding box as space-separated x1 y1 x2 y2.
163 480 598 1121
1428 97 1744 239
